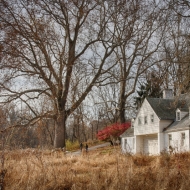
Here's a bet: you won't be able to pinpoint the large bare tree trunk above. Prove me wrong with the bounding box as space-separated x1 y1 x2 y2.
54 113 66 148
119 80 126 123
119 108 126 124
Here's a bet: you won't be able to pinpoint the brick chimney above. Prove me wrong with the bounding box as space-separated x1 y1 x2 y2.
163 89 173 99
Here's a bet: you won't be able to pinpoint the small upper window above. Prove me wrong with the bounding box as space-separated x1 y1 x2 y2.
150 114 154 123
138 117 141 125
144 116 148 124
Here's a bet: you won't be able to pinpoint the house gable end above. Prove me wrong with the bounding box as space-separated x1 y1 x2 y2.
134 98 160 125
134 98 160 135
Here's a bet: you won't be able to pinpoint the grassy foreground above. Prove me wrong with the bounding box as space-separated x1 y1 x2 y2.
1 146 190 190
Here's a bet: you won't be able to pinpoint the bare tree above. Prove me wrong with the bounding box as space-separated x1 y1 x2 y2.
157 3 190 95
165 0 190 17
116 1 168 123
90 0 167 123
0 0 124 148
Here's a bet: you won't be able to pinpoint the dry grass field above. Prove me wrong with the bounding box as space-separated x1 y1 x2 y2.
1 146 190 190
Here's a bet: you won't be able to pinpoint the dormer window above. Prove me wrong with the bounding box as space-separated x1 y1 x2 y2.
176 109 181 121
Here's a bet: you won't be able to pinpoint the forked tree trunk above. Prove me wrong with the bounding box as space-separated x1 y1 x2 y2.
119 97 126 123
54 113 66 148
119 108 126 124
119 79 126 124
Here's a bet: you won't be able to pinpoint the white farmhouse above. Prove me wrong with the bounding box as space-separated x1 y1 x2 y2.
121 89 190 155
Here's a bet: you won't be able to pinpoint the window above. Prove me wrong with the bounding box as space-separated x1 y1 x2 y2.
144 116 148 124
131 118 134 128
168 134 172 146
132 138 135 149
124 139 128 149
181 133 185 146
150 114 154 123
138 117 141 125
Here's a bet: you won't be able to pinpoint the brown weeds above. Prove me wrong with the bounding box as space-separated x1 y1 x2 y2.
2 148 190 190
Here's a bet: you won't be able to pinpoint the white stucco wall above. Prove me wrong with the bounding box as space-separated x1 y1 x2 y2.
164 130 190 152
134 99 159 136
135 135 158 155
159 120 173 152
136 136 144 153
158 132 164 153
159 120 173 132
121 137 135 154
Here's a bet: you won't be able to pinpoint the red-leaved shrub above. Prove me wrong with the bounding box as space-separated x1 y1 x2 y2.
96 122 131 141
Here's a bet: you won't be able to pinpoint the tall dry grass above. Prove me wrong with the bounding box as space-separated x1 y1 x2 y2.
1 147 190 190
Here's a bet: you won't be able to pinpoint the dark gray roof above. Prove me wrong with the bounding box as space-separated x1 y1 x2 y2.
164 114 190 132
179 93 190 107
146 98 188 120
120 127 134 137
